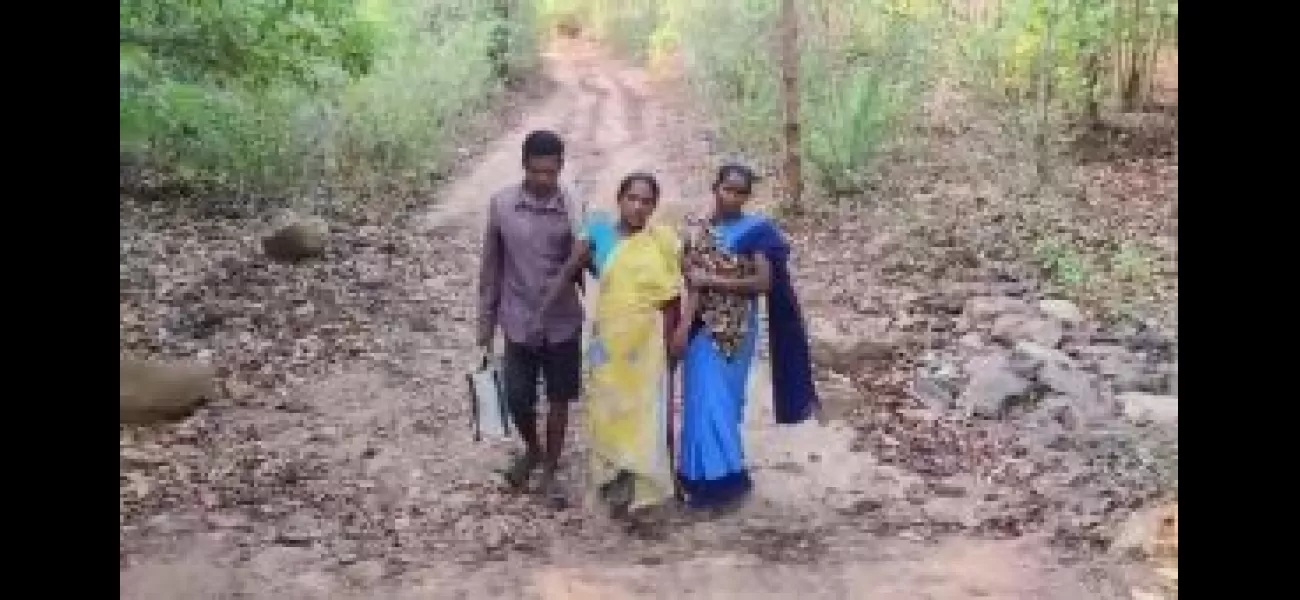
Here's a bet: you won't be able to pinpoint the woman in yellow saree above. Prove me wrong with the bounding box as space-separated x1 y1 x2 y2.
538 173 688 524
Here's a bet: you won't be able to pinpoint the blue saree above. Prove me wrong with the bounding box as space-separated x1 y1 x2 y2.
677 213 817 508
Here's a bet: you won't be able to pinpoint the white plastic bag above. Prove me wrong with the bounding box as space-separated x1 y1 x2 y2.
467 356 512 441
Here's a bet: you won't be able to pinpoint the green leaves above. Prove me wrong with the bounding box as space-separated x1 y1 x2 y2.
120 0 532 191
119 0 377 91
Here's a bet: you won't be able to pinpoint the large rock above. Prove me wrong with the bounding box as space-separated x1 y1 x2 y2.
991 313 1065 348
1031 396 1082 431
120 359 216 424
1037 298 1084 324
965 295 1031 321
1093 352 1145 392
262 219 328 263
1039 360 1101 406
1111 501 1178 561
912 373 956 410
959 353 1033 419
812 336 898 374
1119 393 1178 426
913 350 964 410
1012 340 1072 368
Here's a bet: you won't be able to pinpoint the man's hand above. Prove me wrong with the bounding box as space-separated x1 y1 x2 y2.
474 330 494 367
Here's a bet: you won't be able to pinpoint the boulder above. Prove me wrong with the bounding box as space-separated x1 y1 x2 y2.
959 353 1033 419
965 295 1031 321
1012 340 1073 368
912 373 956 410
1095 353 1145 392
120 358 216 424
1111 501 1178 561
1118 393 1178 426
812 337 898 374
956 332 985 352
1032 396 1083 431
263 219 328 263
1037 298 1084 324
991 313 1065 348
1039 360 1101 407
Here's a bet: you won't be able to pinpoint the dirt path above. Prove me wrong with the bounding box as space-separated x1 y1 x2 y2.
121 40 1125 600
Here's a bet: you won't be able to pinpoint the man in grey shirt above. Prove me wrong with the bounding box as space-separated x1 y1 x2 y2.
477 130 584 505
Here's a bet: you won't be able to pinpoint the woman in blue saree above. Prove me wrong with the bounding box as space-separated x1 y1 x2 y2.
673 164 818 509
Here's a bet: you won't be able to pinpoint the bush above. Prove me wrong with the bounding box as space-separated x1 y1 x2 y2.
120 0 540 191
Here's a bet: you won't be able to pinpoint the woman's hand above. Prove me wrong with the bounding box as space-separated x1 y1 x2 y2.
669 325 690 360
685 267 715 290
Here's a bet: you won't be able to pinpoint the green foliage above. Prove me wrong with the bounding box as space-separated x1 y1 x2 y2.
958 0 1179 114
543 0 1177 197
801 2 935 193
672 0 782 152
1033 236 1094 289
1031 231 1168 321
120 0 540 191
546 0 934 195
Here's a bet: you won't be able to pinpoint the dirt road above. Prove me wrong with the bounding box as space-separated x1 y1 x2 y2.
120 40 1124 600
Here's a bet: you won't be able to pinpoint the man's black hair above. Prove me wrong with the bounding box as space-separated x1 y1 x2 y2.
522 130 565 162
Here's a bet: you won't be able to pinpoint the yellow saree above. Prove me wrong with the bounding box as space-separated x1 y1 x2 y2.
584 218 681 511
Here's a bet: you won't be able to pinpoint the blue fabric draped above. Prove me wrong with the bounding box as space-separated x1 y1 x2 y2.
725 213 818 425
677 213 817 508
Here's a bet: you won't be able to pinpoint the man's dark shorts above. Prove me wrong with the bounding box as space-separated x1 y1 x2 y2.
502 337 581 415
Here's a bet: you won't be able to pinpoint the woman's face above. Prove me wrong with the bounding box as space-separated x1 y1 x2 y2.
618 179 658 229
713 171 751 215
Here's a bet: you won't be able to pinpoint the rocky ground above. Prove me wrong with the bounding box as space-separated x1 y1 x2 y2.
120 40 1177 599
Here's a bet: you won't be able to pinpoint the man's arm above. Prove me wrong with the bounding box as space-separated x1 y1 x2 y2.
571 229 588 294
565 186 589 294
477 198 503 347
539 240 591 319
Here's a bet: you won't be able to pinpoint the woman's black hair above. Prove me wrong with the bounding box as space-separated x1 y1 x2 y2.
713 163 759 193
617 171 661 201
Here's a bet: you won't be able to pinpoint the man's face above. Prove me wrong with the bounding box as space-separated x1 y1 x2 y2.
523 155 562 197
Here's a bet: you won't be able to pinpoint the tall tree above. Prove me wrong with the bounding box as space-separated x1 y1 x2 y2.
779 0 803 209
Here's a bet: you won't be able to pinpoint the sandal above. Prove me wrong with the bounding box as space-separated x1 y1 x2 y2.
600 470 634 518
500 452 540 490
537 468 568 510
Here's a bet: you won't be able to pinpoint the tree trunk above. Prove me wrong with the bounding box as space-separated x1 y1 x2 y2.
779 0 803 210
490 0 512 81
1034 0 1061 184
1143 11 1165 107
1075 0 1101 127
1120 0 1145 111
1112 0 1125 108
1084 52 1101 127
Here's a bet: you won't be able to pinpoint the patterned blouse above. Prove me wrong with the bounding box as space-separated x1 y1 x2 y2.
681 215 756 359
